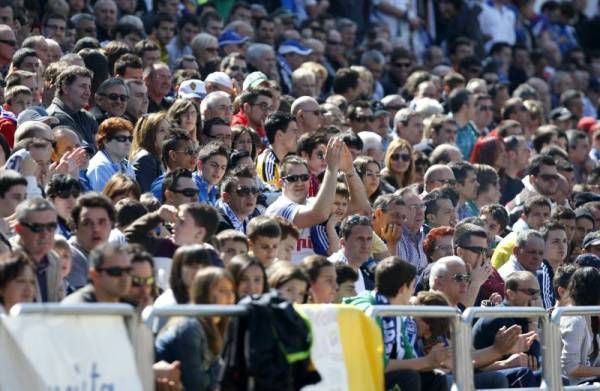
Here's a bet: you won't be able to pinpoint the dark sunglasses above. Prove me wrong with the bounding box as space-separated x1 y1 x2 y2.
236 186 260 196
450 273 472 284
55 189 81 199
390 153 411 162
171 188 199 197
131 275 155 287
97 266 132 277
354 115 374 123
110 135 133 143
517 288 540 296
283 174 310 183
460 245 488 256
229 65 247 72
102 93 129 102
0 39 16 47
20 221 58 233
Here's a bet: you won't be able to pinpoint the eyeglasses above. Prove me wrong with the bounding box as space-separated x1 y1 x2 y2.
283 174 310 183
460 245 488 256
131 275 155 287
537 173 559 182
517 288 540 296
0 39 16 47
19 221 58 233
251 102 272 112
354 115 374 123
393 61 411 68
97 266 133 277
171 188 199 198
101 93 129 102
228 65 247 72
236 186 260 197
176 147 199 156
449 273 472 284
110 135 133 143
390 153 411 162
55 189 81 199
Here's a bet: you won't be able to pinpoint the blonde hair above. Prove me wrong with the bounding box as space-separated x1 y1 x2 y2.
384 138 415 187
129 112 170 159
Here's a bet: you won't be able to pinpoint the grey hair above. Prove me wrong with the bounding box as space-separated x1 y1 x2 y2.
515 230 543 248
360 50 385 66
94 0 117 12
15 197 56 223
88 241 130 270
70 13 96 26
429 256 465 289
96 77 128 96
393 107 419 129
191 33 218 56
200 91 230 115
246 43 275 66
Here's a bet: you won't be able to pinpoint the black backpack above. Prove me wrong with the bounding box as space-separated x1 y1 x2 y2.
220 291 321 391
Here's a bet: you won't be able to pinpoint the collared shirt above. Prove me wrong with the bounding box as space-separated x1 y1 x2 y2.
458 201 478 221
86 150 136 192
397 226 427 272
194 172 219 206
455 121 478 160
478 1 516 52
497 256 526 280
36 256 51 302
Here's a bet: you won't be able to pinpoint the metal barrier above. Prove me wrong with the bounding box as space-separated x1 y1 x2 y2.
550 306 600 391
457 306 552 391
141 304 248 325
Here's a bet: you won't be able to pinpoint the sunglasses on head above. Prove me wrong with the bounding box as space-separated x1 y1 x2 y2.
110 135 133 143
102 93 129 102
131 275 155 287
55 189 81 199
171 188 199 198
236 186 260 196
390 153 411 162
20 221 58 233
283 174 310 183
97 266 132 277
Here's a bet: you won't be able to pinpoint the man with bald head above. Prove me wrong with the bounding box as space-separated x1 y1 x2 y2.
423 165 456 194
291 96 321 134
0 24 16 70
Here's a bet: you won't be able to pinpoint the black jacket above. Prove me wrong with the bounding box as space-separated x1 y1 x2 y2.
47 97 98 149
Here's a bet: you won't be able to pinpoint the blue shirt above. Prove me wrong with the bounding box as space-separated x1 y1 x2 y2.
194 172 219 206
456 121 478 160
86 150 135 192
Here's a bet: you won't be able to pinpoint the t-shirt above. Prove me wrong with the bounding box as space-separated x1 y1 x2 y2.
265 195 314 263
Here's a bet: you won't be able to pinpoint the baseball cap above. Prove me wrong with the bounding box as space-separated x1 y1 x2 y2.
278 39 312 56
549 107 572 121
243 71 269 91
583 231 600 249
218 30 249 48
578 116 597 134
575 253 600 268
178 79 206 100
204 72 234 90
17 106 60 127
372 101 388 117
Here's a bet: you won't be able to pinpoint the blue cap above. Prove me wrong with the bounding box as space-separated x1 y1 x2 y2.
218 30 249 48
278 39 312 56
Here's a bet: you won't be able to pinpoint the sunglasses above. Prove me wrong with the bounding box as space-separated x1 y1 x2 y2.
460 245 488 256
97 266 133 277
55 189 81 199
20 221 58 233
0 39 16 47
229 65 247 72
517 288 540 296
390 153 411 162
283 174 310 183
131 275 155 287
102 93 129 102
450 273 472 283
110 135 133 143
171 188 199 197
236 186 260 196
354 115 374 123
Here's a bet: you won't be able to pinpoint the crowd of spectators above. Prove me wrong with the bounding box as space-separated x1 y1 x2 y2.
2 0 600 389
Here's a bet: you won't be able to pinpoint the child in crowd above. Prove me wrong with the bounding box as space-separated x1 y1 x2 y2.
300 255 338 304
216 229 249 265
226 254 269 301
247 216 281 268
311 183 350 256
274 216 300 262
334 263 358 303
268 261 310 304
54 236 75 294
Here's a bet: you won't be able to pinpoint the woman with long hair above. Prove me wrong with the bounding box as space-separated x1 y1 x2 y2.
354 155 386 204
226 254 268 301
130 112 171 192
167 99 200 141
231 125 259 160
156 267 236 391
469 136 506 169
0 251 36 313
381 138 415 190
300 255 337 304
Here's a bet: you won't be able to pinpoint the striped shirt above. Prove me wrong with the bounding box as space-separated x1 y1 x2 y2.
397 226 428 272
256 147 281 189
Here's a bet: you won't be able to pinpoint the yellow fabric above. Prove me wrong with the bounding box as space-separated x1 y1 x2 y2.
298 304 384 391
491 231 517 269
371 232 388 256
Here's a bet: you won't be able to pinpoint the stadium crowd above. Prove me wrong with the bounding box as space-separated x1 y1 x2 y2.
2 0 600 389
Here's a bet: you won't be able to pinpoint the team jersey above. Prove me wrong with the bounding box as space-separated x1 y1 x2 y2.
256 147 281 189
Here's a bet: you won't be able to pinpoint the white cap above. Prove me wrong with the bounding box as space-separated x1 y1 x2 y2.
204 71 234 90
178 79 206 100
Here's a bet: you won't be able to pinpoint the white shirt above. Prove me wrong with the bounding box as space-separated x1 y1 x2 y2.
478 1 516 52
265 195 315 264
497 256 525 280
328 249 366 293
